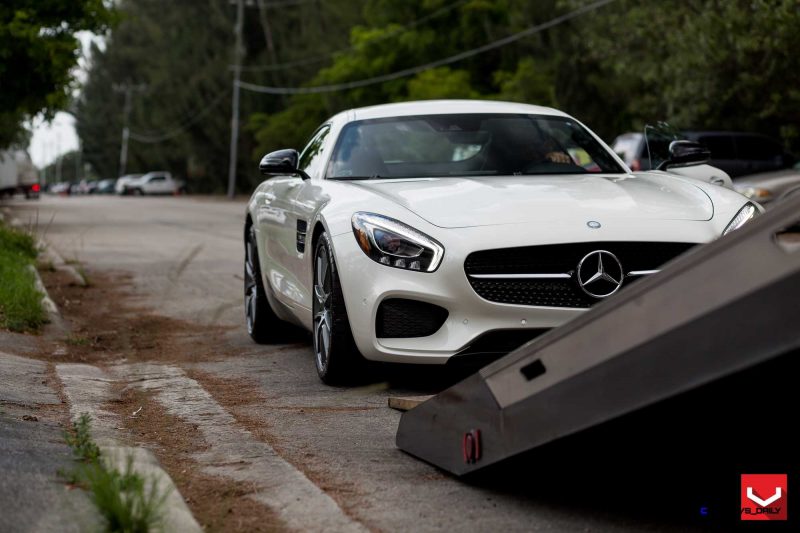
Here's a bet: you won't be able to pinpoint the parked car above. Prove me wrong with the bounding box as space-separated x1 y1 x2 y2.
613 131 796 178
733 163 800 207
49 182 71 195
244 100 758 383
114 173 143 194
77 179 98 194
121 171 186 195
95 178 117 194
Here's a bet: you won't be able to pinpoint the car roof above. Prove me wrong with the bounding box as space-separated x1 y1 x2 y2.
345 99 568 122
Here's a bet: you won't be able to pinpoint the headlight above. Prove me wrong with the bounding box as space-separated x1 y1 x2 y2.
351 212 444 272
722 203 759 235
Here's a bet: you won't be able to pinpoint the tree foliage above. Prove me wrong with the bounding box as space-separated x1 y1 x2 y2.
0 0 113 148
71 0 799 192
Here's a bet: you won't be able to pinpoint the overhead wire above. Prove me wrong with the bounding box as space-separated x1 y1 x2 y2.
128 89 229 143
238 0 470 72
237 0 617 95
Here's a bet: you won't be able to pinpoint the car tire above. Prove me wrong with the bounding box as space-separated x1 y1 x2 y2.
133 188 144 196
244 224 283 343
313 232 363 384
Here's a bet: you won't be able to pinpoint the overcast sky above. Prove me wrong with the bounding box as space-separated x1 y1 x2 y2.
28 31 103 169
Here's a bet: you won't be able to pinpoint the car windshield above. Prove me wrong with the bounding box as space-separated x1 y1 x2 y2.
326 113 624 179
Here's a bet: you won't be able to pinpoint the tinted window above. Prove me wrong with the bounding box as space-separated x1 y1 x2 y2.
148 176 166 182
327 114 624 179
736 135 783 160
298 125 331 178
697 136 736 159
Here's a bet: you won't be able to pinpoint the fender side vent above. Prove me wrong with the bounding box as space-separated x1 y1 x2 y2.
296 219 308 253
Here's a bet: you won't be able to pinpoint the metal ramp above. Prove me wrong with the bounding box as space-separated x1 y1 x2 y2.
396 197 800 476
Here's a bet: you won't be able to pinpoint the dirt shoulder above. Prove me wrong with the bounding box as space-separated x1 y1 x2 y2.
29 267 288 531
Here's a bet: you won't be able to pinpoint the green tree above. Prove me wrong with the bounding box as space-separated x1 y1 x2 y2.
0 0 113 148
76 0 367 191
557 0 800 148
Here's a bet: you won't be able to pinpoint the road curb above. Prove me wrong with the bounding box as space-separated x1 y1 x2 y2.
37 239 88 287
56 364 203 533
27 264 62 327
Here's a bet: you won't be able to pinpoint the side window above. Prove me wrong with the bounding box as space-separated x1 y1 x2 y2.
698 136 736 159
298 125 331 178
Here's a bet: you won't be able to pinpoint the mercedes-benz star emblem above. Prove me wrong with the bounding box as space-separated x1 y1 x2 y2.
577 250 624 298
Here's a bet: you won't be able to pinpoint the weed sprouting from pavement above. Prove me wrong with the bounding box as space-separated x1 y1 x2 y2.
64 413 101 463
61 414 168 532
85 456 169 533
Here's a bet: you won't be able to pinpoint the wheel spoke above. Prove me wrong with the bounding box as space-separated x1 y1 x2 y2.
314 247 332 309
314 310 330 369
314 284 328 306
245 291 255 329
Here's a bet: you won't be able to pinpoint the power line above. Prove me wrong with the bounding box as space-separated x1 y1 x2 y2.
238 0 470 73
237 0 616 95
129 89 229 143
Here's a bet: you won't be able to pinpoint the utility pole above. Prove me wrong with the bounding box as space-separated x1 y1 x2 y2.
75 140 82 182
227 0 245 199
55 132 62 183
113 83 147 177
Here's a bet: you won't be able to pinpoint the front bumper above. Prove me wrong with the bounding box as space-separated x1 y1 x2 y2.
332 217 718 364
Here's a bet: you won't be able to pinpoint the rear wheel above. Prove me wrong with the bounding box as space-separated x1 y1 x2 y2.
313 232 363 384
245 224 282 343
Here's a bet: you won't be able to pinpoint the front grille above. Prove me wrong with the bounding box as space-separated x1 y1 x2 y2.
376 298 449 338
465 242 697 308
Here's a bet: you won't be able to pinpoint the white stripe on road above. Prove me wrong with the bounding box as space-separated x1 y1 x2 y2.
115 362 368 533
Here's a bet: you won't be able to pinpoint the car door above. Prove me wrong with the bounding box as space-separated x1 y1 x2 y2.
262 125 332 311
144 174 168 194
285 125 333 311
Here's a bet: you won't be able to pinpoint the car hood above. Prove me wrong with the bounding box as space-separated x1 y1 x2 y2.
349 174 713 228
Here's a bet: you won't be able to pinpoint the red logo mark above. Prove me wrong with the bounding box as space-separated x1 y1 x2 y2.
462 429 481 464
741 474 787 521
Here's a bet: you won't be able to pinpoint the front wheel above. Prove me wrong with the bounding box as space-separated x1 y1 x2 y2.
313 232 363 384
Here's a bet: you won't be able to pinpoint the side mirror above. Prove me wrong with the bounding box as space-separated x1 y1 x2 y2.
656 140 710 171
258 149 309 179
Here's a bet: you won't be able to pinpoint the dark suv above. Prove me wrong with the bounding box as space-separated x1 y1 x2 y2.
612 131 796 178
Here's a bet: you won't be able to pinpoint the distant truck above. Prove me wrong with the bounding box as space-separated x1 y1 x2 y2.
119 171 186 195
0 150 39 199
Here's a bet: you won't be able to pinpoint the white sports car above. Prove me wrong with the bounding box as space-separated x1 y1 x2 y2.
244 100 758 383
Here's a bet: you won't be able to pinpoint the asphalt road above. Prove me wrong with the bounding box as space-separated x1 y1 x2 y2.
9 195 704 532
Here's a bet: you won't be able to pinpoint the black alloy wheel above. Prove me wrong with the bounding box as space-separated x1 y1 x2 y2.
245 224 281 343
312 232 362 383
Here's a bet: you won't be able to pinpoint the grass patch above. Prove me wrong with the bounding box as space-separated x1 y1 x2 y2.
0 223 46 332
65 334 92 347
61 414 169 533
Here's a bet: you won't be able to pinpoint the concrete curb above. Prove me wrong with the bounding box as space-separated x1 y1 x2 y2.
56 364 203 533
37 240 87 287
27 264 60 320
